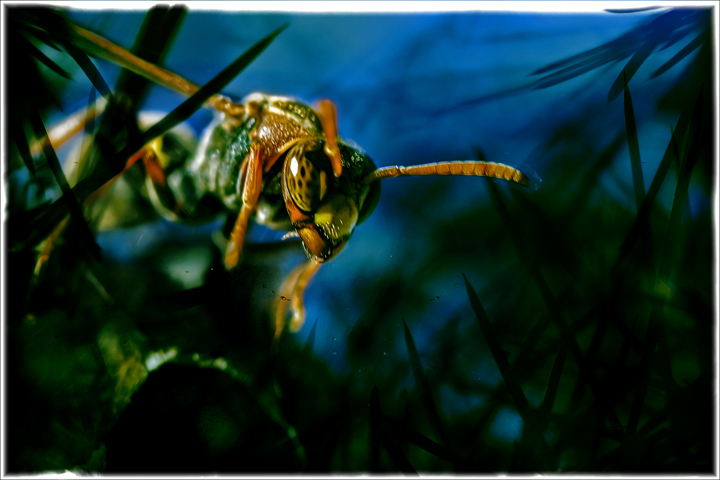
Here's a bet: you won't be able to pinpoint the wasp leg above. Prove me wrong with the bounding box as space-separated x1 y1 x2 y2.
32 144 163 284
316 99 343 178
31 215 71 286
224 143 264 270
273 259 321 341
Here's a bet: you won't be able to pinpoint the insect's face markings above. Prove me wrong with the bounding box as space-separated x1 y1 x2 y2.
285 143 328 212
282 140 360 263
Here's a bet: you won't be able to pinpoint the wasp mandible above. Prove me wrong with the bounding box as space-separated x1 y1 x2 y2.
32 21 536 340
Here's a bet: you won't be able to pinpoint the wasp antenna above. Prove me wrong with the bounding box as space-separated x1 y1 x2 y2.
68 21 244 117
364 161 536 189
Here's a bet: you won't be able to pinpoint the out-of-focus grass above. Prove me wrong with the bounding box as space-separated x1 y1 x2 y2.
4 5 715 475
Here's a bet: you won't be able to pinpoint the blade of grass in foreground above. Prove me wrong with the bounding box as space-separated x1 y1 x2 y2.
462 273 531 421
625 90 704 437
28 112 100 260
537 344 568 430
618 104 691 260
607 42 655 103
651 33 705 78
623 71 646 212
401 319 448 446
378 427 418 475
138 23 288 145
514 344 567 470
487 183 622 426
30 9 112 98
24 40 71 79
370 388 419 474
380 414 466 467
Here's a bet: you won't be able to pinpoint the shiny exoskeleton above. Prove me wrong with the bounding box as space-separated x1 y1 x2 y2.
142 93 381 272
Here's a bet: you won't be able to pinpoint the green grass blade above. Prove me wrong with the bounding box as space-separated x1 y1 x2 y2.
487 183 622 426
651 33 704 78
608 43 655 103
28 111 100 260
139 23 288 145
401 319 447 445
623 71 646 211
658 90 704 282
10 125 35 176
114 5 187 105
462 273 532 421
626 91 704 437
538 344 568 425
378 427 418 475
24 40 71 79
618 105 692 259
626 315 659 435
380 414 466 467
32 9 111 98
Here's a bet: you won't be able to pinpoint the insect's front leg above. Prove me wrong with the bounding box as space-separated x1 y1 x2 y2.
224 142 264 270
274 259 321 341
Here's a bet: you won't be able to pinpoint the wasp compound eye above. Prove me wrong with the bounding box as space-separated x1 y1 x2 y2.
285 143 328 212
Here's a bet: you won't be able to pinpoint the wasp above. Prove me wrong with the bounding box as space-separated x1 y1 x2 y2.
28 21 536 340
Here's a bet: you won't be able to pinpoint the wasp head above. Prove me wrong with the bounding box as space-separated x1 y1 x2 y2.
282 139 380 263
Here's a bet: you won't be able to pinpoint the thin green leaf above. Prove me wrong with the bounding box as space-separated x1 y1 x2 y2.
618 105 691 260
538 344 568 426
533 53 630 90
462 273 532 421
378 428 418 475
10 125 36 176
651 33 704 78
401 319 447 445
659 90 704 282
24 39 71 79
623 71 646 212
31 9 112 97
139 23 288 145
16 20 62 51
487 183 622 426
626 91 704 436
380 414 466 467
594 408 670 469
28 111 101 260
608 42 655 103
626 315 658 436
114 5 187 105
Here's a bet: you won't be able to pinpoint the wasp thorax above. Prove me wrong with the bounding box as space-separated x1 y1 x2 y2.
285 143 328 212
